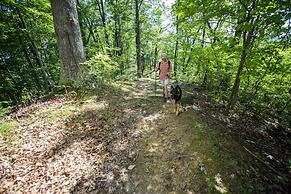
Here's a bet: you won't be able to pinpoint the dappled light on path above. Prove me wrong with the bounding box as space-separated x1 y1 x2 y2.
0 79 288 193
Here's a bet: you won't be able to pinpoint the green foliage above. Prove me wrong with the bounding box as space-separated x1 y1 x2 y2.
75 53 120 89
0 0 290 130
0 0 59 107
0 104 12 117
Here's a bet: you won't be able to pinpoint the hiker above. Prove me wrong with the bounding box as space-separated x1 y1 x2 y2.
156 53 171 102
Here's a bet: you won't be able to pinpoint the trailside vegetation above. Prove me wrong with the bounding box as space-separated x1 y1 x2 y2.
0 0 290 193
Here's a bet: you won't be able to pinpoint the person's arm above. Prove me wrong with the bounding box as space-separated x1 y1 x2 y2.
155 62 159 72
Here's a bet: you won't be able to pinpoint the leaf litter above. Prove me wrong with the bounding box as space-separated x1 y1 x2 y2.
0 79 290 193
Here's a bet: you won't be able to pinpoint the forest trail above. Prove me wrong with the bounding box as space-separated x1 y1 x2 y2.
0 79 288 193
125 80 244 193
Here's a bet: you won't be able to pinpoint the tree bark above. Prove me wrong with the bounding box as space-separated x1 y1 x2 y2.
50 0 85 82
84 17 97 44
22 45 43 91
17 9 51 93
96 0 110 49
135 0 142 78
76 0 87 45
173 0 180 78
227 7 260 112
113 0 123 56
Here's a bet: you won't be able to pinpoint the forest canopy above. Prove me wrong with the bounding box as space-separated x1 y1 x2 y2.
0 0 290 193
0 0 290 125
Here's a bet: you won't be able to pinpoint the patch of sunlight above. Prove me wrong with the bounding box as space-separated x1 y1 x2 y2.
186 91 194 95
0 121 18 141
114 82 153 97
184 104 201 111
147 184 153 191
80 100 108 111
148 142 160 153
35 104 75 120
120 168 128 182
214 173 228 193
107 171 115 181
142 113 162 122
133 112 165 137
195 123 205 130
112 82 135 92
81 98 97 104
34 105 77 125
113 139 128 152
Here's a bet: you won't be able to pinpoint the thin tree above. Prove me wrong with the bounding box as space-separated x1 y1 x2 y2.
135 0 143 78
227 1 260 112
173 0 180 78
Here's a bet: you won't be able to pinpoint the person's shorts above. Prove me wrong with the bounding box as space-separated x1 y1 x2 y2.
160 79 170 86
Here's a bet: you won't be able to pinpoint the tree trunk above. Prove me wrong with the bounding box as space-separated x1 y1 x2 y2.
227 9 260 112
22 46 43 91
17 9 51 93
50 0 85 82
96 0 110 49
135 0 142 78
84 17 97 44
227 31 250 112
173 0 180 78
76 0 86 45
153 45 158 70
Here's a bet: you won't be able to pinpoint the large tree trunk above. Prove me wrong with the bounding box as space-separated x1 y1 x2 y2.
135 0 142 78
50 0 85 82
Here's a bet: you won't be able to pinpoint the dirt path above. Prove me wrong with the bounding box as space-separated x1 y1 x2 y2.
126 80 236 193
0 79 288 193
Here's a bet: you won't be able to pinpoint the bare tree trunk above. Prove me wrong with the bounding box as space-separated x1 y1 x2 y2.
135 0 142 78
22 45 43 91
76 0 86 45
227 8 260 112
173 0 180 78
113 1 122 57
96 0 110 49
153 45 158 70
50 0 85 82
227 42 248 112
196 27 205 78
173 24 178 78
17 9 51 93
84 17 97 44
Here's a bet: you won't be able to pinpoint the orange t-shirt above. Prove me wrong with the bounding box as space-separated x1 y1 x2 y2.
156 60 171 80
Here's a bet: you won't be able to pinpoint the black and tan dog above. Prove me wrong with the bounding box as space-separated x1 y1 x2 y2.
170 81 182 115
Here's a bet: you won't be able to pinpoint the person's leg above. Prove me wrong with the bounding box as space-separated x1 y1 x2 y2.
164 79 169 99
164 85 168 98
163 85 167 102
160 80 165 98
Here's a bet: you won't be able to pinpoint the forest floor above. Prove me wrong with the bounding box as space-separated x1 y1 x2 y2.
0 78 290 193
